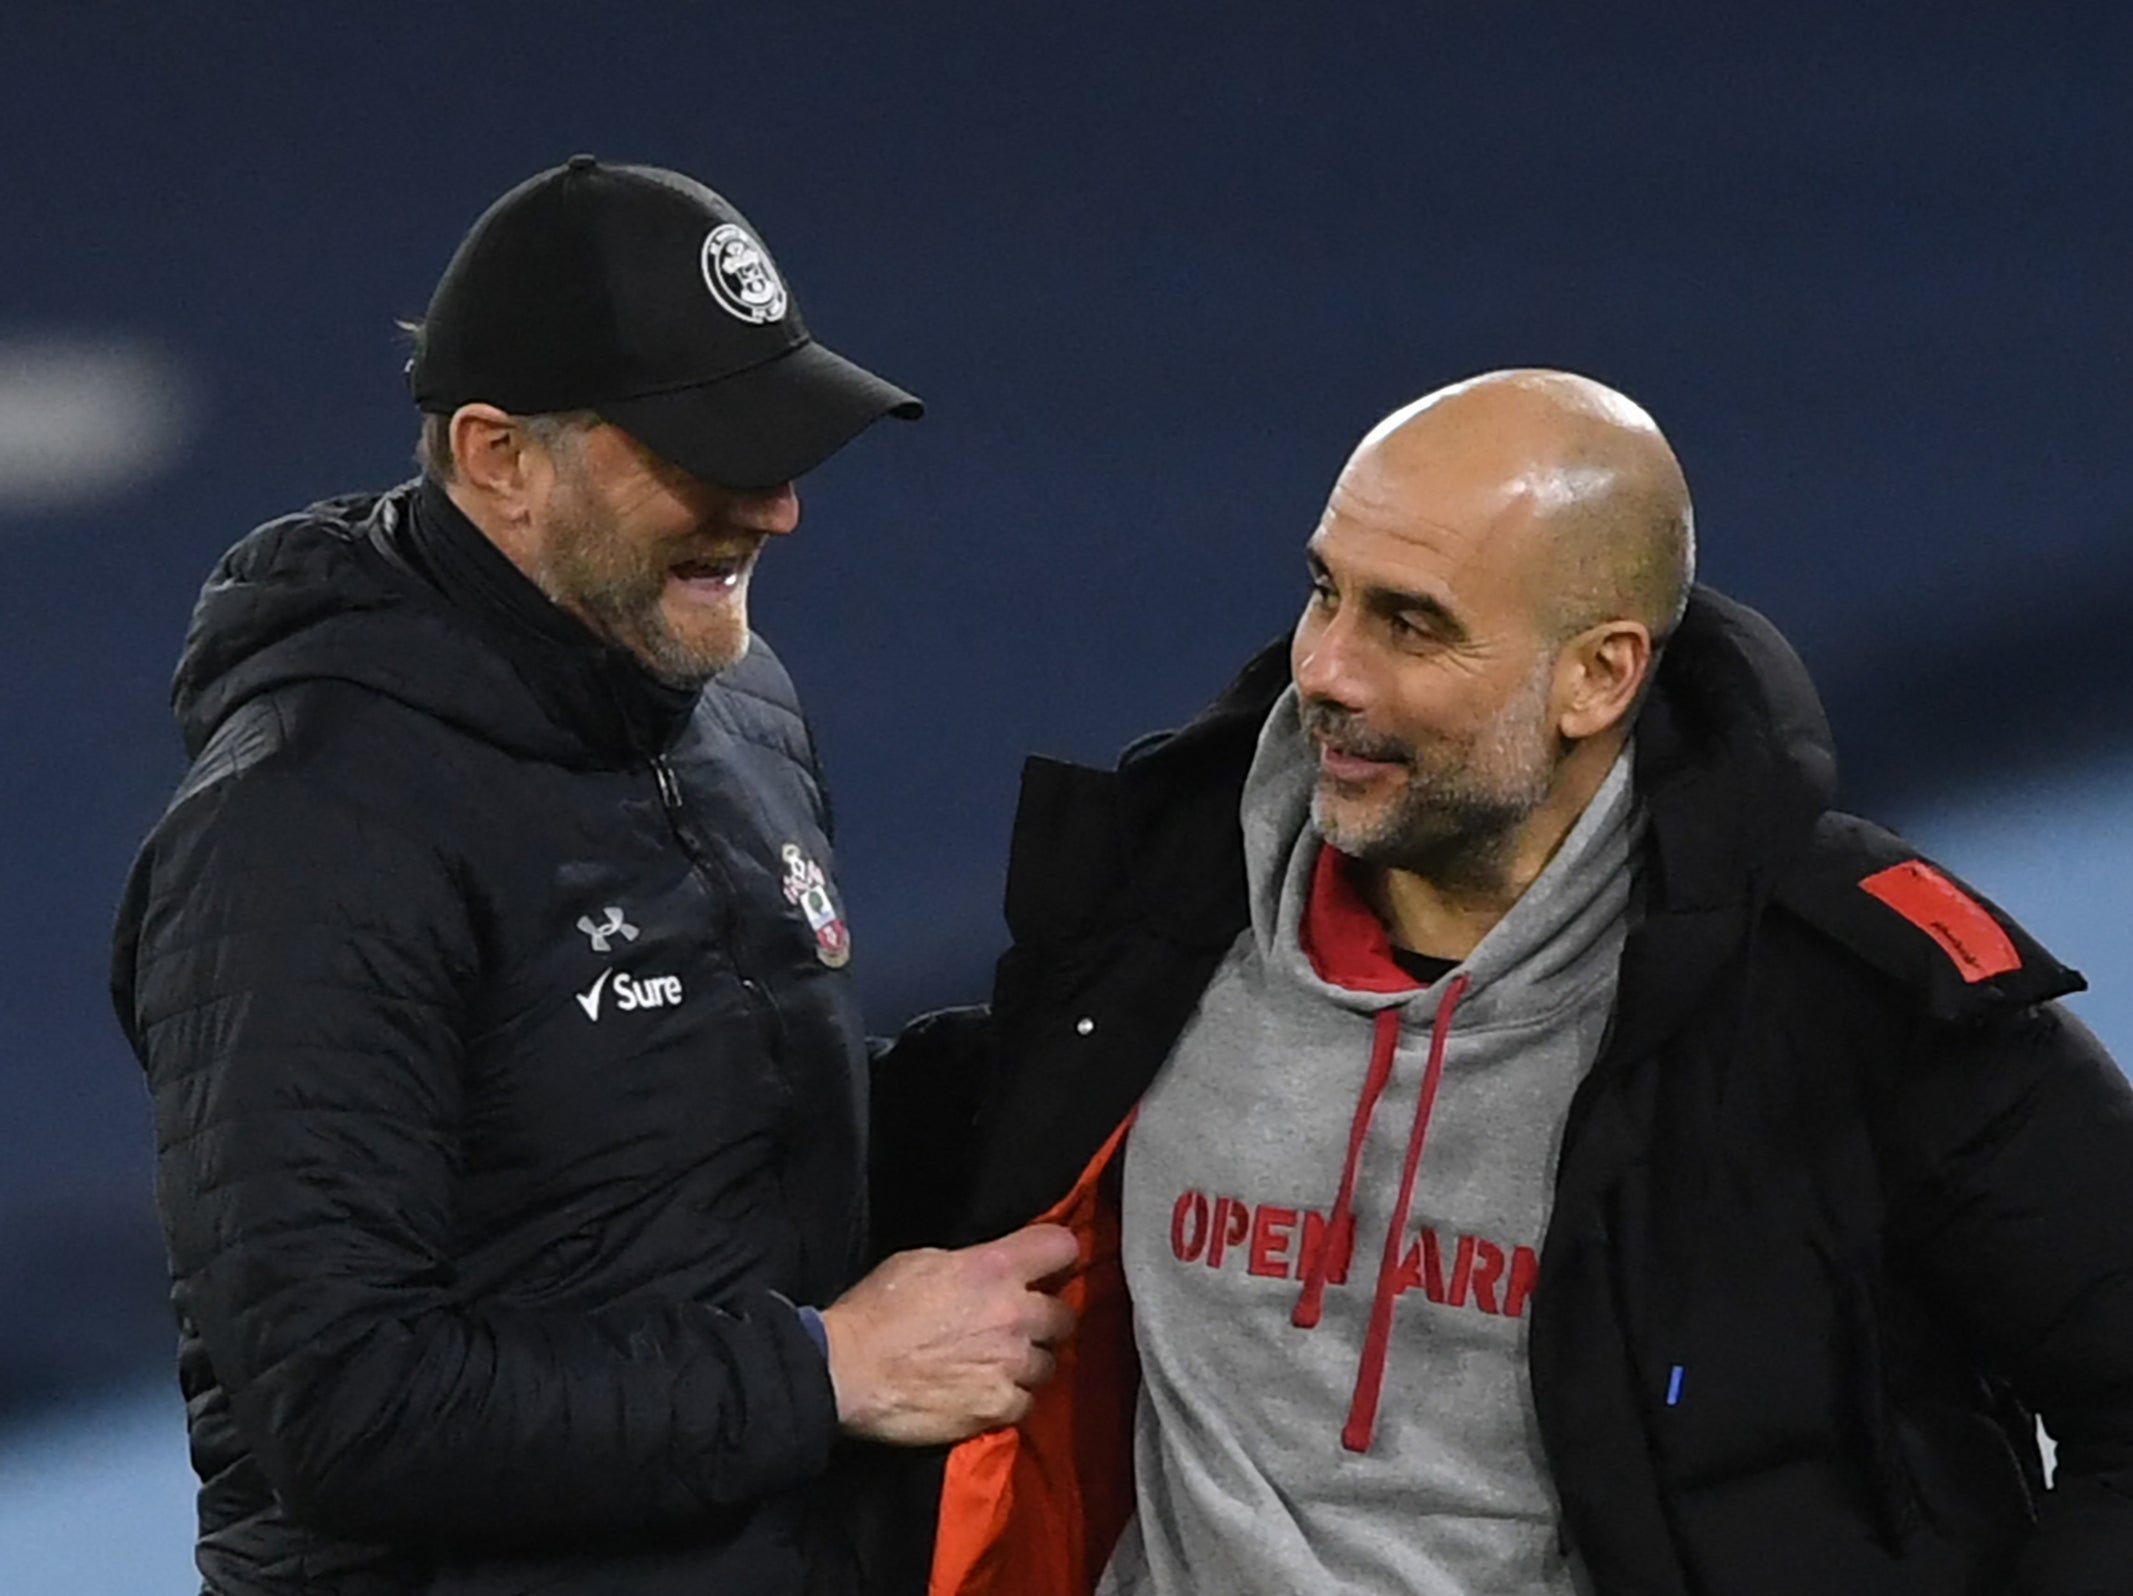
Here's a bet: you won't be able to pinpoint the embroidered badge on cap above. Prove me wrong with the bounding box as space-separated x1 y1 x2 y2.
701 223 788 324
781 842 851 967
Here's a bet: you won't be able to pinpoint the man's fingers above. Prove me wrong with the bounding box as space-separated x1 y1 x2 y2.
824 1227 1087 1445
979 1222 1081 1283
1021 1293 1078 1347
1016 1345 1058 1391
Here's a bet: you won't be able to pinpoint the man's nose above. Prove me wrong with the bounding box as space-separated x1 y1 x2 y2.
733 482 800 536
1293 607 1370 710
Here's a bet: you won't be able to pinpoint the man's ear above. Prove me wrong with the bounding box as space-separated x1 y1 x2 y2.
447 404 538 517
1555 620 1653 741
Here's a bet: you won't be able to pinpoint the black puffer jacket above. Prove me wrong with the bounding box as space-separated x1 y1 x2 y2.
877 588 2133 1596
112 480 872 1595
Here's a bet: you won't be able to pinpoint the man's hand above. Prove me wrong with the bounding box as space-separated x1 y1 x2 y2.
818 1224 1081 1444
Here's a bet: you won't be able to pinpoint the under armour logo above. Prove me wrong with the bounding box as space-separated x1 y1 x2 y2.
576 907 640 954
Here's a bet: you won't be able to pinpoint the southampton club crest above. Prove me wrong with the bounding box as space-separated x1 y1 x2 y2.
701 223 789 324
781 842 851 968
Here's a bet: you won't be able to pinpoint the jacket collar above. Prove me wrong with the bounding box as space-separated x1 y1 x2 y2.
388 478 700 763
1108 639 1290 946
1107 588 1839 969
1633 586 1837 914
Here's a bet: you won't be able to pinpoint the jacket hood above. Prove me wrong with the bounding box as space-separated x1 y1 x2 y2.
1111 585 1837 929
171 483 699 765
1634 586 1838 910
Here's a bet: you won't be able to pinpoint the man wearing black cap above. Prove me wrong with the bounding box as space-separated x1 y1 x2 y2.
111 157 1076 1596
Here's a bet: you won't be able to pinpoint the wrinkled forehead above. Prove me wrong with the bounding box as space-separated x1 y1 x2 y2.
1313 445 1567 627
1325 438 1561 561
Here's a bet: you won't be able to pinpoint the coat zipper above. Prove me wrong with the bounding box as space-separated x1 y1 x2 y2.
649 752 780 1041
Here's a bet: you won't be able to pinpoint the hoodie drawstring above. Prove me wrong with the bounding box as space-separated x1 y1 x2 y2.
1289 973 1472 1453
1290 1005 1403 1331
1346 973 1469 1451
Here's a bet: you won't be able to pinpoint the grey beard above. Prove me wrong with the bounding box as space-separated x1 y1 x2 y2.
532 512 741 689
1312 778 1532 899
1300 694 1556 899
581 588 737 689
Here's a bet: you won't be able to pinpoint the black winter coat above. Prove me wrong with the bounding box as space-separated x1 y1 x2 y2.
112 481 874 1595
876 588 2133 1596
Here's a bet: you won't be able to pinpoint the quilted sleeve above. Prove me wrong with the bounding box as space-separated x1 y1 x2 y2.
1883 1003 2133 1594
114 765 838 1551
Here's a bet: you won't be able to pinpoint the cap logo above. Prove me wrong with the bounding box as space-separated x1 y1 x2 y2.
701 223 788 324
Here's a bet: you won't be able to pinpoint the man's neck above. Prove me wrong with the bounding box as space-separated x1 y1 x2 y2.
1364 733 1626 961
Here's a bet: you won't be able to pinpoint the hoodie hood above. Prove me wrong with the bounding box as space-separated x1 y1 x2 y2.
171 480 699 766
1241 683 1642 1033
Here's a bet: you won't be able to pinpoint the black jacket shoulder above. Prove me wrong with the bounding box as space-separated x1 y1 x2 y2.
1771 811 2083 1023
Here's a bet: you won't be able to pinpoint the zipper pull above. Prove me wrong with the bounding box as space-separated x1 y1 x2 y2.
652 757 683 810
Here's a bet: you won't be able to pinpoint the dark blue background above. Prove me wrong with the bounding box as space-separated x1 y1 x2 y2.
3 3 2128 1434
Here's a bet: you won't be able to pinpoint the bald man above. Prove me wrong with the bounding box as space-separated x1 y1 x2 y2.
872 370 2133 1596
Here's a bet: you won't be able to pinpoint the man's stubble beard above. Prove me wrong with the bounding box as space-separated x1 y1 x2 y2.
532 472 749 691
1305 652 1562 899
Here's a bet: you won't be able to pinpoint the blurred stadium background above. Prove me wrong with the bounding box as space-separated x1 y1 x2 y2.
3 5 2128 1587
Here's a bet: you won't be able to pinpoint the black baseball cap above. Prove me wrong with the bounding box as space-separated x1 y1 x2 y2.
408 155 921 488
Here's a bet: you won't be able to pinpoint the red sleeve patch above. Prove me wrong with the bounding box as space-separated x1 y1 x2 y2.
1858 860 2021 984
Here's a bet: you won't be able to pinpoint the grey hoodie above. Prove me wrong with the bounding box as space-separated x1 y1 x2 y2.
1099 688 1637 1595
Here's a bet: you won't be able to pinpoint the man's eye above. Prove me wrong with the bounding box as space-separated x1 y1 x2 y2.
1307 578 1337 607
